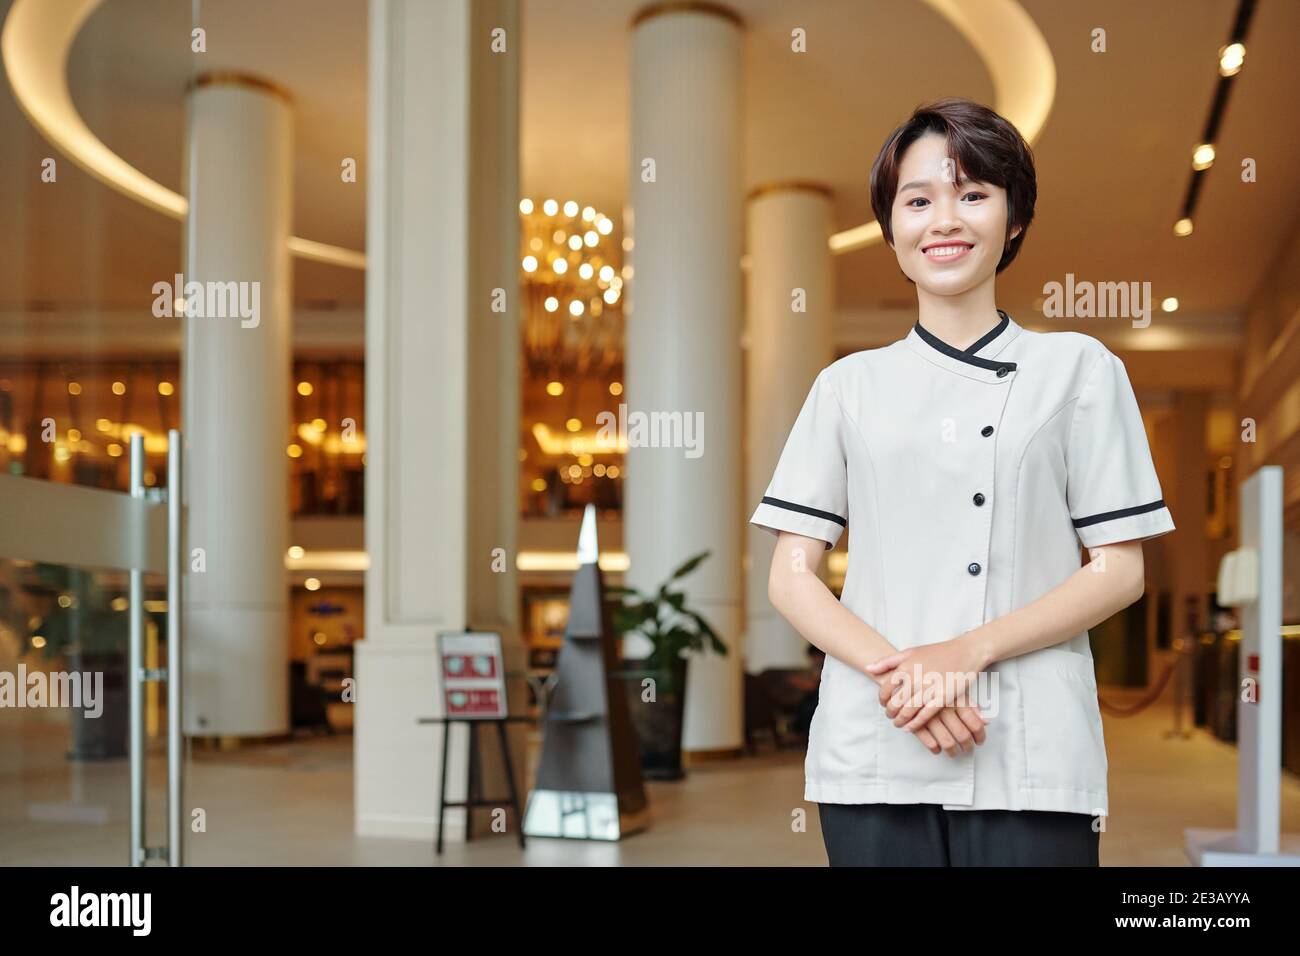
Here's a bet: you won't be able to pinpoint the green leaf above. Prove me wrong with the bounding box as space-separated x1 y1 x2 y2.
668 550 710 581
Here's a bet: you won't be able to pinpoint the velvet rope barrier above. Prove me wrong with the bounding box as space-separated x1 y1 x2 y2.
1096 658 1180 717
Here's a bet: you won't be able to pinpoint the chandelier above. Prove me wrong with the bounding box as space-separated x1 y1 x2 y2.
519 198 624 382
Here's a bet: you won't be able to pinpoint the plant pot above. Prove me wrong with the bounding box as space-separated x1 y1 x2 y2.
65 649 128 761
619 658 688 780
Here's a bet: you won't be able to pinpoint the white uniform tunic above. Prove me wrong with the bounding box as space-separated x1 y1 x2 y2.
750 311 1175 816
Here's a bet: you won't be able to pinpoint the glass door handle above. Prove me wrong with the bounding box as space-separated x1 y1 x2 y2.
166 429 184 867
128 430 186 867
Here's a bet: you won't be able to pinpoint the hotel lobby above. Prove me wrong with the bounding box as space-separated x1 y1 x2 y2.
2 0 1300 870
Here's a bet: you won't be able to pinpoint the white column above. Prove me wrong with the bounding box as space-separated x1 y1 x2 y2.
744 184 835 671
182 74 292 736
357 0 522 840
626 3 744 755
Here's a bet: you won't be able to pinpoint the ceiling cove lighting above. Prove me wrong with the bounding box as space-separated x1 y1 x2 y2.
516 551 630 573
9 0 1053 267
829 0 1057 255
1172 0 1256 238
284 549 369 572
0 0 366 271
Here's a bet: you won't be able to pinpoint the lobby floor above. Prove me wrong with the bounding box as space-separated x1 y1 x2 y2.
3 685 1299 866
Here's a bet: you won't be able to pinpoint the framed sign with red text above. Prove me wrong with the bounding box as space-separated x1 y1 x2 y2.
437 631 507 719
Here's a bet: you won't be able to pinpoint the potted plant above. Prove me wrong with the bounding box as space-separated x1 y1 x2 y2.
29 565 132 760
609 551 726 780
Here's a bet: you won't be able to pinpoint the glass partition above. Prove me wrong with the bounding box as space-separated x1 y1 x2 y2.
0 557 169 865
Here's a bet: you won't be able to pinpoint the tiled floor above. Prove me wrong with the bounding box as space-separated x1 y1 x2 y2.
3 685 1298 866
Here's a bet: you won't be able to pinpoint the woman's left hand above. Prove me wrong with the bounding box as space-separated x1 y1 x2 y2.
865 633 988 732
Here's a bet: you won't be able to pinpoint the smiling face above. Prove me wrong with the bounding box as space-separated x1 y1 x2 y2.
889 132 1021 298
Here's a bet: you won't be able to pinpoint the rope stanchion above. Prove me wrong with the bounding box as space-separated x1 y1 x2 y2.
1096 658 1178 717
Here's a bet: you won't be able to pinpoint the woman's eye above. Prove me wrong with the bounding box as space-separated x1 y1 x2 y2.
907 197 929 208
962 191 987 202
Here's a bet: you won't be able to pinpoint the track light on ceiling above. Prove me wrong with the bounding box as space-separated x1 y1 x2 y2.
1173 0 1256 238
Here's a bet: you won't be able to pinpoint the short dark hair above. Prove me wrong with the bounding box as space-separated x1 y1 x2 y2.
869 98 1037 273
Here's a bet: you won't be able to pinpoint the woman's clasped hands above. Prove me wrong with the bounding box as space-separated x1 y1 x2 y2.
863 633 991 758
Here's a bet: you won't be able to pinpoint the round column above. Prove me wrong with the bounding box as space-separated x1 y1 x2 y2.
626 3 744 755
744 183 835 671
182 73 292 736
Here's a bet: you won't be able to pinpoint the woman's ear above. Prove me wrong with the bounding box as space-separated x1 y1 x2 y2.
1008 224 1022 241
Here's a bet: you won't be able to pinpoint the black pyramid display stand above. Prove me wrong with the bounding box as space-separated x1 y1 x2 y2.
522 505 649 840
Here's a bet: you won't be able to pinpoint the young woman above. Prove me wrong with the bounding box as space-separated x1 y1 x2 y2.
750 98 1175 866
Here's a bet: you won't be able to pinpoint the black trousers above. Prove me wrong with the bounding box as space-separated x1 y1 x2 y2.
817 802 1100 866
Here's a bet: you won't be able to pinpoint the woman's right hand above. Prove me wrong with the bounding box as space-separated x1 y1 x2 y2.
912 705 987 757
864 659 987 757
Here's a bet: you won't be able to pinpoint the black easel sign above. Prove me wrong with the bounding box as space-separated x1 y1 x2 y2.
438 631 507 719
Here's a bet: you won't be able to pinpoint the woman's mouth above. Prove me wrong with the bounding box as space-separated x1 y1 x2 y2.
922 241 973 263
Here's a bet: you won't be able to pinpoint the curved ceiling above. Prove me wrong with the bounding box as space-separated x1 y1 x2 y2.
2 0 365 269
2 0 1298 337
3 0 1053 262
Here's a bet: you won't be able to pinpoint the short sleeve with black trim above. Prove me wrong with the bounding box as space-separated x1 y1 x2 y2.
749 370 848 549
1066 349 1176 548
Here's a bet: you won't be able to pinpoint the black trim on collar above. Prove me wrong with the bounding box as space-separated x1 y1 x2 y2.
913 310 1018 372
1072 499 1166 528
964 310 1010 354
761 496 847 527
